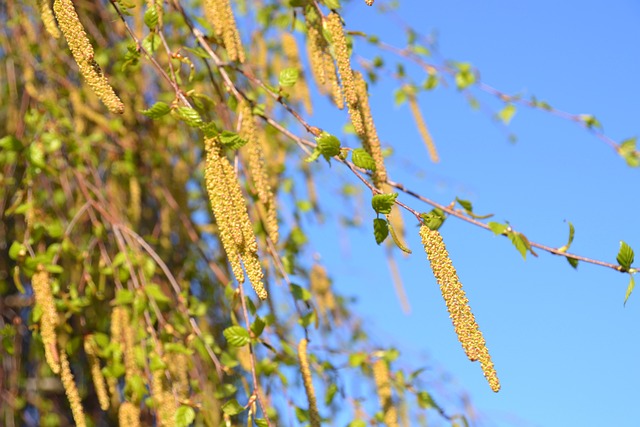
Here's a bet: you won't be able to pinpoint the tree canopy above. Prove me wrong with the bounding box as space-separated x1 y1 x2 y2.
1 1 638 426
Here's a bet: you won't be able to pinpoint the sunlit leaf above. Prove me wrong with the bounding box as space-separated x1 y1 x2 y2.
223 326 250 347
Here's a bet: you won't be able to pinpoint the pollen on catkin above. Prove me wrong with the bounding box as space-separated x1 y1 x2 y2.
204 137 268 299
59 349 87 427
408 94 439 163
84 336 110 411
119 401 141 427
203 0 245 62
32 267 60 374
354 72 387 186
373 359 399 427
419 225 500 392
53 0 124 113
298 338 321 427
39 0 60 38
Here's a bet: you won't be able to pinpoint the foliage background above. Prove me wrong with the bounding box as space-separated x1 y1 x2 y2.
1 0 639 427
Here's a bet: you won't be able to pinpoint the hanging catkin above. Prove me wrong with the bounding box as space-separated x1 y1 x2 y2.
419 225 500 392
373 359 399 427
203 0 245 62
298 338 321 427
408 94 439 163
32 267 60 374
59 349 87 427
53 0 124 113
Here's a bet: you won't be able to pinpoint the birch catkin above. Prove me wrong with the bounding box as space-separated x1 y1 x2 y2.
39 0 60 38
53 0 124 113
373 359 399 427
298 338 321 427
408 94 439 163
59 350 87 427
419 225 500 392
32 267 60 374
203 0 245 62
84 336 110 410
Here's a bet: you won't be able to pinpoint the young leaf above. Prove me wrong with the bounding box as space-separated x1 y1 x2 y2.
617 241 635 271
567 256 579 269
488 221 508 235
371 193 398 215
223 326 250 347
143 6 158 28
219 131 248 150
141 102 170 119
221 399 245 415
279 67 300 87
497 104 516 125
173 107 203 127
618 137 640 167
290 283 312 301
420 208 446 231
352 148 376 171
316 131 341 160
143 284 171 304
558 222 575 253
373 218 389 244
175 406 196 427
624 275 635 306
251 317 266 338
305 148 322 163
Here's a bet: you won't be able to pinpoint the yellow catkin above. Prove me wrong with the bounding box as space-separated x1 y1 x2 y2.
84 336 110 411
326 12 360 118
59 349 87 427
53 0 124 113
373 359 398 427
354 72 387 186
298 339 321 427
203 0 245 62
408 94 439 163
204 137 267 299
39 0 61 38
166 352 189 399
119 401 141 427
310 264 336 326
129 176 141 226
281 32 313 115
240 102 279 244
152 370 177 427
108 306 123 406
119 307 140 384
419 225 500 392
236 345 252 372
32 267 60 374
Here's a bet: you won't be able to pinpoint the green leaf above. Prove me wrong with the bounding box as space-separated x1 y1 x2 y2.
322 0 341 9
279 67 300 87
144 284 171 304
617 241 635 271
141 102 171 119
420 208 446 231
175 406 196 427
325 383 338 405
394 88 407 107
315 131 341 160
497 104 516 125
618 137 640 167
250 317 266 338
371 193 398 215
558 222 575 253
219 131 248 150
488 222 508 235
417 391 435 409
453 63 476 89
255 419 269 427
221 399 245 416
8 241 25 260
423 73 439 90
580 114 602 129
290 283 312 302
305 148 322 163
223 326 250 347
624 275 635 306
508 232 529 260
373 218 389 244
142 33 161 54
567 257 579 269
143 6 158 28
173 107 203 127
456 198 473 212
351 148 376 171
114 289 134 305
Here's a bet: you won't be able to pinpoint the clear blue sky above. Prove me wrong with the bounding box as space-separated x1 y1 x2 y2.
301 1 640 426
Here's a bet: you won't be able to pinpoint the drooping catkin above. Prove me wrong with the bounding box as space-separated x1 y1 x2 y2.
152 370 177 427
372 359 398 427
84 336 110 411
32 267 60 374
326 12 364 128
419 225 500 392
53 0 124 113
240 101 279 244
119 401 141 427
203 0 245 62
298 338 321 427
59 349 87 427
408 94 439 163
108 306 124 406
39 0 60 38
204 137 268 299
354 72 387 186
166 352 189 399
310 264 337 326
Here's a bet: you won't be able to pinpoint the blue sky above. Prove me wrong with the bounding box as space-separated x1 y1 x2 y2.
300 1 640 426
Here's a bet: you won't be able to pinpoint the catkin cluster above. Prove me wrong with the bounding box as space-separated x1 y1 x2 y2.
372 359 399 427
203 0 245 62
298 338 321 427
303 6 344 109
52 0 124 113
407 94 439 163
419 225 500 392
32 267 60 374
240 101 279 245
204 137 267 299
354 73 387 187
